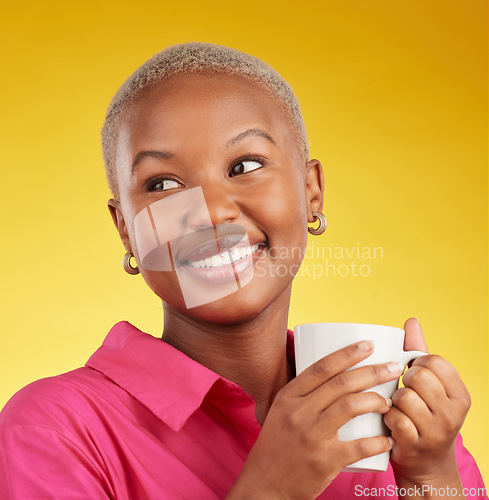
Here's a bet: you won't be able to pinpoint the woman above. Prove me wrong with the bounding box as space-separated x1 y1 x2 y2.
0 42 486 499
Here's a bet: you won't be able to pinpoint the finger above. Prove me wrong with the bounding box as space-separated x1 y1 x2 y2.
403 317 429 353
391 387 431 432
304 361 403 412
320 392 392 432
411 355 470 402
383 405 419 443
402 364 448 412
342 435 394 466
288 340 375 396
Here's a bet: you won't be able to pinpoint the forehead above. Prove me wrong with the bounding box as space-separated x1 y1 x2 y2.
117 71 296 155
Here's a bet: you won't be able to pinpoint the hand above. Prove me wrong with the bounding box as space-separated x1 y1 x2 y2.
227 341 402 500
384 318 471 488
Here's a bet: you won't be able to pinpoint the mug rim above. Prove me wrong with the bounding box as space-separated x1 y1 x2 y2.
293 322 405 335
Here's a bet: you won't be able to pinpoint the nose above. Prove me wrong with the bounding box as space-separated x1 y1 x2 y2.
187 182 241 230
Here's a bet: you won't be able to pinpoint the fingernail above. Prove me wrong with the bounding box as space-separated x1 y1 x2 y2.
388 436 395 448
387 362 403 374
359 340 374 352
385 397 392 407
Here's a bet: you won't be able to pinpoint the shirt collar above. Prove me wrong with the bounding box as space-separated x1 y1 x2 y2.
86 321 295 432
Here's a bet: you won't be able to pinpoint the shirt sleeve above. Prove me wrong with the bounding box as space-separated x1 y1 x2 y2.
0 423 113 500
455 433 488 499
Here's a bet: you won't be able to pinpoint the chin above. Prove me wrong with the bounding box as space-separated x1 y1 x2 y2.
172 277 292 326
148 253 297 325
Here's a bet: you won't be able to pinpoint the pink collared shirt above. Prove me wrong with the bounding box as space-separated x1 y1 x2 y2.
0 321 486 499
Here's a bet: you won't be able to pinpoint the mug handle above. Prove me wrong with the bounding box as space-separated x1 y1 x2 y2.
401 350 427 369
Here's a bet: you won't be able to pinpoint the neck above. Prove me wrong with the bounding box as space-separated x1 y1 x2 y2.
161 287 294 425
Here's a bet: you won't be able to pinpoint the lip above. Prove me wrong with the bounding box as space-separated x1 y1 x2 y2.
179 243 266 286
169 223 267 287
174 223 254 263
181 235 248 263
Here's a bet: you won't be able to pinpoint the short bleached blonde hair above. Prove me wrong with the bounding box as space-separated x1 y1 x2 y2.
101 42 309 197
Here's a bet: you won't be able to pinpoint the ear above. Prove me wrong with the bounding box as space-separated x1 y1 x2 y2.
107 198 132 252
305 159 324 223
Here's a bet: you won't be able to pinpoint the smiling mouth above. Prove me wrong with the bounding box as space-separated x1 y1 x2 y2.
184 243 263 269
169 223 266 288
178 240 266 288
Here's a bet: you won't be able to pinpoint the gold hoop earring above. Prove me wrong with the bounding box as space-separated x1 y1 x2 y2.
308 211 327 236
123 251 140 275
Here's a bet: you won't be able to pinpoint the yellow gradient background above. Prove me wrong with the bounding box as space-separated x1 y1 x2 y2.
1 0 487 485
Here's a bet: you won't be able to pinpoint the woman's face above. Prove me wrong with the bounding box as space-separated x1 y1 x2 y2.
109 71 323 324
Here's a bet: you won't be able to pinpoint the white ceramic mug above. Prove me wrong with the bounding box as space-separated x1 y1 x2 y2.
294 323 426 473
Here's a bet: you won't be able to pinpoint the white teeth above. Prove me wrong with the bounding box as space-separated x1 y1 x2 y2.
188 244 261 269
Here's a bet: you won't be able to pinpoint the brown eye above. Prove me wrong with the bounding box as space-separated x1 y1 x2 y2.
230 160 263 177
150 179 180 191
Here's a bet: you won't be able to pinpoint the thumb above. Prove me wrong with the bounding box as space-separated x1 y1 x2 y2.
403 317 429 353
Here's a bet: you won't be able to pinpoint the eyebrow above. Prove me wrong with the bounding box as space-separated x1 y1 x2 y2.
132 150 173 172
131 128 275 173
227 128 276 148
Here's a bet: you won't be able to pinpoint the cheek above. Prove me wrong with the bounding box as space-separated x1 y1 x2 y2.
119 197 155 264
264 172 308 231
139 268 186 307
120 207 141 260
248 173 309 261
